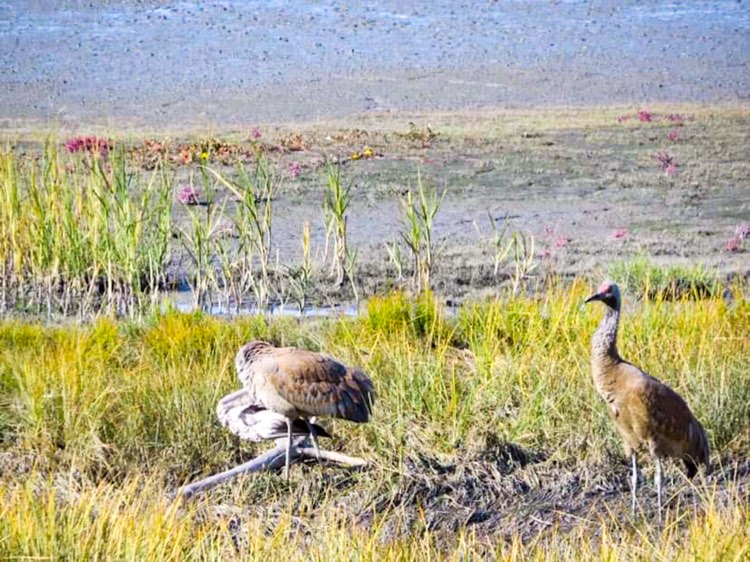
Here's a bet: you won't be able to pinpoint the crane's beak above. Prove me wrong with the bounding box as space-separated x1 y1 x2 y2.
585 292 604 304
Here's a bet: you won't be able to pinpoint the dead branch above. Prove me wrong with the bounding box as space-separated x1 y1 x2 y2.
176 437 367 500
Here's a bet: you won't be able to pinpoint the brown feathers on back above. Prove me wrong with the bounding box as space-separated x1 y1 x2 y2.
235 340 375 423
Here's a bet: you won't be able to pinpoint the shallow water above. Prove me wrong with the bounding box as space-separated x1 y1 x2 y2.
166 289 359 318
1 1 748 128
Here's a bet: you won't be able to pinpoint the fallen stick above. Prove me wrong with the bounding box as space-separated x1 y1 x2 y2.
293 447 369 468
177 438 367 500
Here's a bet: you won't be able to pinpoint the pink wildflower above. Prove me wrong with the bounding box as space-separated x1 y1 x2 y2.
65 136 111 156
725 237 740 252
288 161 302 178
611 228 629 239
667 129 680 142
653 151 677 174
177 185 202 205
554 236 570 248
637 110 653 123
251 128 262 139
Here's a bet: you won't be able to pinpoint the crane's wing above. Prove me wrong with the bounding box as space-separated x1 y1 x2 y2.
217 388 331 441
621 363 707 458
267 348 375 423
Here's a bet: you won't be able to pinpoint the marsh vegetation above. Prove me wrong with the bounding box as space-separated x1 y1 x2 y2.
0 107 748 559
0 283 748 558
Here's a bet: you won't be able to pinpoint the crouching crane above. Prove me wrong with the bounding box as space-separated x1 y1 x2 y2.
229 340 375 480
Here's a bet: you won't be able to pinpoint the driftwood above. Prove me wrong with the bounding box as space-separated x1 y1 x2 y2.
176 390 368 500
178 437 367 500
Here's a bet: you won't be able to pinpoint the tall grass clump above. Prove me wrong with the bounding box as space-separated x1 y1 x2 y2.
178 182 225 309
207 153 278 311
286 220 314 313
400 169 445 293
0 142 173 316
322 161 357 298
486 212 539 294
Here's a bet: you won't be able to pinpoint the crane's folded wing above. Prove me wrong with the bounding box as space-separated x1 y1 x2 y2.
268 349 375 422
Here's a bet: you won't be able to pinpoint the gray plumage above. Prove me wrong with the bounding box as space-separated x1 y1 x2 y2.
217 388 331 442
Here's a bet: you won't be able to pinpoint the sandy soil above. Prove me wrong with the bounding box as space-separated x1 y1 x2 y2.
1 1 749 131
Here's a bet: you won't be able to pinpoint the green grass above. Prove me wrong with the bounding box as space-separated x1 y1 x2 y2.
1 105 748 557
0 282 748 559
608 255 723 301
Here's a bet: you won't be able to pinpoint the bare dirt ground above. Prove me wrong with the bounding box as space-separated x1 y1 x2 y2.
1 1 749 131
272 106 750 299
4 105 750 310
143 105 748 308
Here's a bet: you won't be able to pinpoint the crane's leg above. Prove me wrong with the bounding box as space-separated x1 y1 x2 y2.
305 419 321 460
285 418 293 481
655 457 663 523
630 451 638 516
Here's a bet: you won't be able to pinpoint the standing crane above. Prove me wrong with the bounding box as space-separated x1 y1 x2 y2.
233 340 375 479
585 281 710 518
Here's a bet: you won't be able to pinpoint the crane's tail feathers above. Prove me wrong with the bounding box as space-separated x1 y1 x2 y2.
683 419 711 478
338 367 375 423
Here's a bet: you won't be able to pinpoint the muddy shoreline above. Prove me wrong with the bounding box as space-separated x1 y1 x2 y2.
2 1 749 131
2 105 749 317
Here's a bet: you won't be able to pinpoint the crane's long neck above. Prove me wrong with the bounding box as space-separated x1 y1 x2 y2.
592 307 621 372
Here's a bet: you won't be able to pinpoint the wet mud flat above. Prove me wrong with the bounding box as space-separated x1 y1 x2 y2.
1 1 749 130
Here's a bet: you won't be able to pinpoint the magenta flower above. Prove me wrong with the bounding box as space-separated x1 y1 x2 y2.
177 185 202 205
288 161 302 178
65 136 112 155
667 129 680 142
251 128 262 139
653 151 678 174
554 235 570 248
611 228 629 239
637 110 653 123
725 237 740 252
